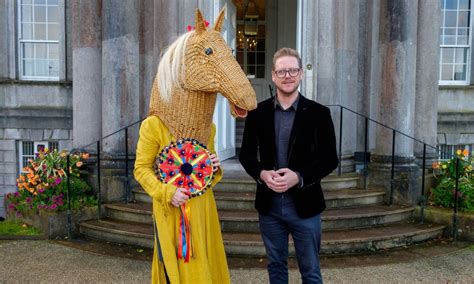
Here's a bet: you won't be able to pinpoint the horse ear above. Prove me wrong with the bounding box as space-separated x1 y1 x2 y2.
195 9 207 35
214 8 225 32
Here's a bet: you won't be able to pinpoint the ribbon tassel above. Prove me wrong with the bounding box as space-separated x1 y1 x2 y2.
177 204 193 262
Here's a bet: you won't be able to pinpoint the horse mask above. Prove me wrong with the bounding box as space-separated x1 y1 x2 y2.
148 8 257 144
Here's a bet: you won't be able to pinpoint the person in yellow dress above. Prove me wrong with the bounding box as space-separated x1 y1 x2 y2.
134 9 257 284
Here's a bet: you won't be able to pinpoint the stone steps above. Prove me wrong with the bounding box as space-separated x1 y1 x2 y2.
132 173 361 203
80 218 445 256
102 201 414 232
134 188 385 209
80 161 446 257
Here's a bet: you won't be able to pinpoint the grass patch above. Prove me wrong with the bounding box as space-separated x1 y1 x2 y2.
0 220 42 236
469 245 474 251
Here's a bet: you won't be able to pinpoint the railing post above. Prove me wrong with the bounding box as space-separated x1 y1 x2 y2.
364 117 369 190
390 130 396 205
97 140 101 220
125 127 130 202
338 106 343 176
420 143 426 224
453 157 460 242
66 154 72 239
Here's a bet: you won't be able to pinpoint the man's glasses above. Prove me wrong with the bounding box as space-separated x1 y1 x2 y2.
273 68 301 78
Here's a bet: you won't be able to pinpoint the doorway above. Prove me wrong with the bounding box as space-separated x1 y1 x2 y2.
233 0 298 150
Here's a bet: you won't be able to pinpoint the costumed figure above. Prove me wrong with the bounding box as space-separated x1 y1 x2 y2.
134 8 257 284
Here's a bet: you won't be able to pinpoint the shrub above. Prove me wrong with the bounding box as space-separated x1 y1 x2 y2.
5 148 96 216
430 149 474 212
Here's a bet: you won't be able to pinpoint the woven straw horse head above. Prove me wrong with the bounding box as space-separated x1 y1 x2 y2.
149 8 257 144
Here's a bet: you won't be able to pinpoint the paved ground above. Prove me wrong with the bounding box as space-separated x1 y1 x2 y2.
0 239 473 283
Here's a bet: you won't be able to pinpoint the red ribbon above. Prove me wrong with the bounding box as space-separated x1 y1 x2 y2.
187 21 210 32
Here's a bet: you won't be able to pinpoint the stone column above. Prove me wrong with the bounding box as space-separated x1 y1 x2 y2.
335 1 361 172
369 0 420 205
72 0 102 149
414 0 441 161
101 0 140 153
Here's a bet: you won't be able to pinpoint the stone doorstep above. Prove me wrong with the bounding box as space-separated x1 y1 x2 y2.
79 217 445 255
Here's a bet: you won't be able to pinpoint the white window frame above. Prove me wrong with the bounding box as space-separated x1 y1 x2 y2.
439 0 473 86
18 141 58 174
17 0 61 81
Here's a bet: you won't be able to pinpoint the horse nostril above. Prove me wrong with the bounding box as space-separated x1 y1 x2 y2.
205 47 213 55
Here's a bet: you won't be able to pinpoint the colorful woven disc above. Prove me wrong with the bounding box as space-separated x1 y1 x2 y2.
155 139 214 197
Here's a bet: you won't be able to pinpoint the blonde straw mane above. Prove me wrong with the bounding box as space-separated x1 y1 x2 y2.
157 32 193 102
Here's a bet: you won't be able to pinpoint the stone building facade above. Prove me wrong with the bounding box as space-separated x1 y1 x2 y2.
0 0 472 217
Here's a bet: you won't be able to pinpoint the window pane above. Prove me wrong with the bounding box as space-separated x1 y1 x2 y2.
34 0 46 4
445 28 456 35
443 35 456 45
247 65 255 76
36 43 47 59
34 23 46 39
47 0 59 5
48 44 58 59
458 27 469 35
21 4 33 22
34 5 46 22
441 64 454 80
454 64 467 80
22 43 34 59
21 23 33 40
49 60 59 77
458 11 470 27
457 35 468 44
442 48 454 63
36 59 49 76
455 48 468 64
445 11 457 27
257 52 265 65
446 0 458 9
23 141 34 155
47 23 59 40
49 141 59 151
47 5 59 23
248 52 256 65
459 0 470 9
23 59 34 76
256 66 265 78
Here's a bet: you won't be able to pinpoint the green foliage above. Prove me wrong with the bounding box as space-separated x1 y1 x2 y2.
430 149 474 212
0 220 42 236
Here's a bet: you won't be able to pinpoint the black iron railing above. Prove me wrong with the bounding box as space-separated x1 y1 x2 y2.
327 104 471 241
62 104 471 241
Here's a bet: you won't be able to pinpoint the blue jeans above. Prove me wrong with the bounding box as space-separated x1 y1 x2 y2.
259 193 323 284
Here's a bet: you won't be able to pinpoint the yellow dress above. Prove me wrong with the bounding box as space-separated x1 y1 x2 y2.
134 116 230 284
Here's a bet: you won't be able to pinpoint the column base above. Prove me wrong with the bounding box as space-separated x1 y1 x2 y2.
368 155 421 206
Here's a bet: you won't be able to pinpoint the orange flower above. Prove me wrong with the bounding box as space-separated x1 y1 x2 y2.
463 149 469 157
81 152 90 160
60 151 67 158
76 161 83 167
432 162 440 169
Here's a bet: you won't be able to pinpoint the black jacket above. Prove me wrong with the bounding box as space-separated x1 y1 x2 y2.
239 95 338 218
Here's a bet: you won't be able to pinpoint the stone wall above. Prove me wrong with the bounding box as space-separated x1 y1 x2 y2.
0 83 72 217
438 87 474 146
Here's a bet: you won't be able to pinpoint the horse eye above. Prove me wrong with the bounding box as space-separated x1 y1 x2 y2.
205 47 213 55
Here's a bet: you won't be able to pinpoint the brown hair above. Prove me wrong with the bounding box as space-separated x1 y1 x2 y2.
272 47 302 70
